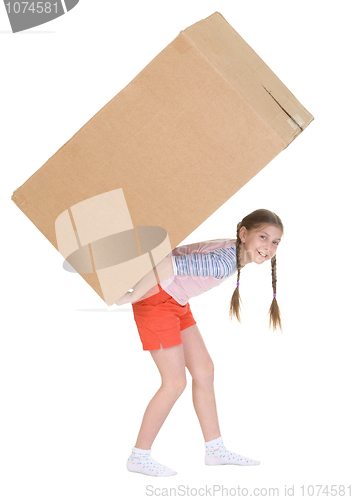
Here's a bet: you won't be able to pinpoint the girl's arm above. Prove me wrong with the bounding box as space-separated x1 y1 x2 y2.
115 254 175 305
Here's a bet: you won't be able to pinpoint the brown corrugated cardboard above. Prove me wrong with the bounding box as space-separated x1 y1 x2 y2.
11 11 314 306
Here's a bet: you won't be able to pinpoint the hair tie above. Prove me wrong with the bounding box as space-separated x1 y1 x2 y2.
236 282 240 287
273 292 276 297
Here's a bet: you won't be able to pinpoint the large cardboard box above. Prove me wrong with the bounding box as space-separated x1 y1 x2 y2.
11 12 313 306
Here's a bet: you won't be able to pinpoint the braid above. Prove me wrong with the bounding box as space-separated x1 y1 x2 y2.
269 255 283 332
271 255 277 293
229 222 243 323
236 238 241 286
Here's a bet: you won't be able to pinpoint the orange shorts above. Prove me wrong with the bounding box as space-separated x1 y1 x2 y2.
132 284 197 351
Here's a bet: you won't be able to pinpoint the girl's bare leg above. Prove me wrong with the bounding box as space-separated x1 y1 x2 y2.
134 344 187 450
181 324 221 442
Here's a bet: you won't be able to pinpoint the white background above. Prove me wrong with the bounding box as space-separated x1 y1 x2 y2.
1 1 353 498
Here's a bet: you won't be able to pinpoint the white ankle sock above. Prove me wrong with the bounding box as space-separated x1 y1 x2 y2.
126 446 177 477
204 436 260 466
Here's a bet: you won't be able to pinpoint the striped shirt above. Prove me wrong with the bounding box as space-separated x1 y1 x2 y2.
159 238 238 306
171 247 236 279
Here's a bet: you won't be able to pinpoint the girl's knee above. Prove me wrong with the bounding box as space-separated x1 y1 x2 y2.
162 374 187 397
192 359 215 386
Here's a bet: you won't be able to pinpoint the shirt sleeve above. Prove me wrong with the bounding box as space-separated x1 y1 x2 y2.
171 247 236 279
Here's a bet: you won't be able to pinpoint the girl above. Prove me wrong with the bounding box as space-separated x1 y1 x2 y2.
116 209 283 477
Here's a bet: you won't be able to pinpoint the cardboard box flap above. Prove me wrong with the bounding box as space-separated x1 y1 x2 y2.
182 12 314 145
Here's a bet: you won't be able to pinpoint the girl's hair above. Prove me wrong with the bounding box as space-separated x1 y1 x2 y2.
229 209 284 332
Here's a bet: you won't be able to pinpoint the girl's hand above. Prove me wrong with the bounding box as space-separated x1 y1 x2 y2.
115 255 175 306
115 291 133 306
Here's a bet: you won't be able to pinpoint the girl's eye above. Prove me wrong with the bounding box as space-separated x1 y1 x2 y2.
261 235 279 245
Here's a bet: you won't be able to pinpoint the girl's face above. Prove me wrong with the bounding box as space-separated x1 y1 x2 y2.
239 224 282 266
